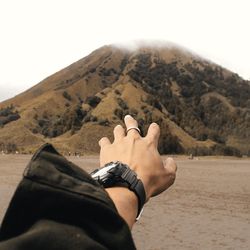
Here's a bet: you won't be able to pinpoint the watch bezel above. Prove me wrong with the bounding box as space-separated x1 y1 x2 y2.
91 162 127 187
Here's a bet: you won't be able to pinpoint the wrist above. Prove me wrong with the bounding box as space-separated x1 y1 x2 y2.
135 173 153 201
105 187 138 229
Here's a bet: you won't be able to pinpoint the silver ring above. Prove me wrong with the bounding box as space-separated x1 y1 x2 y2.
126 126 141 134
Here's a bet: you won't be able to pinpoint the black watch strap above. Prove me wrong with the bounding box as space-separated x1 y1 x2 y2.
120 166 146 220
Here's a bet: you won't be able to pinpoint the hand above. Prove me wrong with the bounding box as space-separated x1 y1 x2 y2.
99 115 177 201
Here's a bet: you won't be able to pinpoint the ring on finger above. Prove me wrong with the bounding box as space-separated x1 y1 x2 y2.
126 126 141 135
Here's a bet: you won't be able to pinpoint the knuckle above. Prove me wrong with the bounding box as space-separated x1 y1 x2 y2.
146 139 154 146
127 131 140 139
127 136 137 143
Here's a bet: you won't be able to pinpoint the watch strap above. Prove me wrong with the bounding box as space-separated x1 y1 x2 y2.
120 166 146 219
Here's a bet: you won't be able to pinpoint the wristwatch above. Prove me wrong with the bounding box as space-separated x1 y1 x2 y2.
90 161 146 220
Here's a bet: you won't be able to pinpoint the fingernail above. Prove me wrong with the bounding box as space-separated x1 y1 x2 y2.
150 122 159 128
125 115 132 119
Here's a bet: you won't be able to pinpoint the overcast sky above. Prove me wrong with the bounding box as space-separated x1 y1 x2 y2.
0 0 249 102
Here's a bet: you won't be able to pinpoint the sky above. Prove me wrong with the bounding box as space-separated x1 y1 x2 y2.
0 0 249 102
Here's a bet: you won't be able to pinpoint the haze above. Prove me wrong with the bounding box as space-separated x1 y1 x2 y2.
0 0 249 102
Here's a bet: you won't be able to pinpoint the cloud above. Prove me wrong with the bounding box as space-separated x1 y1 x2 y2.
111 39 207 61
112 39 177 51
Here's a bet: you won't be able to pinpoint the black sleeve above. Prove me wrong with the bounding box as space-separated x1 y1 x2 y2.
0 143 136 250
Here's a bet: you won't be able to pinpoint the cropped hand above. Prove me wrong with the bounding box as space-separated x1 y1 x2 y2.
99 115 177 201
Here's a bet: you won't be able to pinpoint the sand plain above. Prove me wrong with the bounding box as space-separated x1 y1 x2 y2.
0 154 249 249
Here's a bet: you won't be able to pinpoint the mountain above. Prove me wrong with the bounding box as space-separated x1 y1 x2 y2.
0 43 250 156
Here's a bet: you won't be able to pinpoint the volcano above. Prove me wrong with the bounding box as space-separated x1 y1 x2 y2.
0 42 249 156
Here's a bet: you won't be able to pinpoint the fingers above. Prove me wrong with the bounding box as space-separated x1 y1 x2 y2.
113 124 125 141
145 122 160 145
99 137 111 147
124 115 141 138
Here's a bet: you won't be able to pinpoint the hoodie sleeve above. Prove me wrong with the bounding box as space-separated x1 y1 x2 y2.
0 143 136 250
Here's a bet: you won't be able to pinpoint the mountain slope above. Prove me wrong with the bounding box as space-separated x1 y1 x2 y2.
0 43 249 155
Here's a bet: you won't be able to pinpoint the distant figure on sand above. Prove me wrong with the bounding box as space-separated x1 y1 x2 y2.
189 154 193 159
0 115 177 250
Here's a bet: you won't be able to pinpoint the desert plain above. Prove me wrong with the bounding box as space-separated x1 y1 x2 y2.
0 154 249 250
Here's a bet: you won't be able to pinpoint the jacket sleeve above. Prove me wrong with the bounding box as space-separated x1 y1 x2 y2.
0 143 136 250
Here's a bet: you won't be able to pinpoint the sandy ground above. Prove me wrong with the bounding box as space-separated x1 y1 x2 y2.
0 155 249 250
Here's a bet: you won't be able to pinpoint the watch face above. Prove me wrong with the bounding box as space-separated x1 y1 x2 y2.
91 162 117 179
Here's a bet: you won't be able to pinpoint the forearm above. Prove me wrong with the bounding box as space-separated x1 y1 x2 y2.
105 187 138 229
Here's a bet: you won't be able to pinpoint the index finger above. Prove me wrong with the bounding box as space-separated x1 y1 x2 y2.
145 122 160 145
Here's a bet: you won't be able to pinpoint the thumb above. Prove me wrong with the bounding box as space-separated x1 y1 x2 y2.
163 158 177 187
151 158 177 197
164 157 177 173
